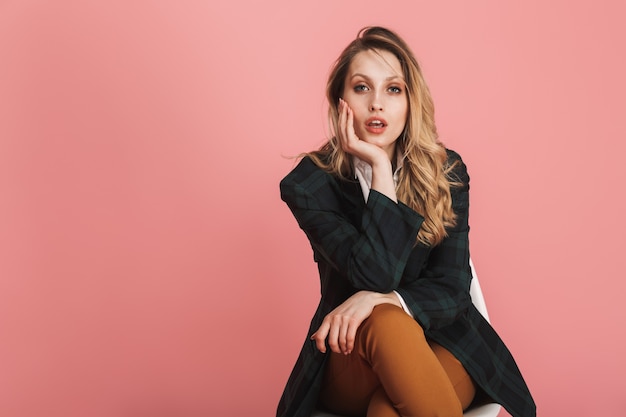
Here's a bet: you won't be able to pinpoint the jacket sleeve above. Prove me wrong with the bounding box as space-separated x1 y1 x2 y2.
395 152 473 331
280 160 424 293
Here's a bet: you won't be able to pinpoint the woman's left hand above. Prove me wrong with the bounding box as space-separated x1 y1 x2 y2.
311 291 401 355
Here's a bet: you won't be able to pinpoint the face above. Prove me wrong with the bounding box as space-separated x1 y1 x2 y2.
342 49 408 160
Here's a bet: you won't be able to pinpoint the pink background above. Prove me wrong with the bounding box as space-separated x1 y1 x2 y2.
1 1 625 416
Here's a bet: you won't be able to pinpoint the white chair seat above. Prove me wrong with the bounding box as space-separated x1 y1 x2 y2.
463 402 502 417
311 259 501 417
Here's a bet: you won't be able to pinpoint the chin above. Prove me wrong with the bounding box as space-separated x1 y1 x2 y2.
365 138 395 149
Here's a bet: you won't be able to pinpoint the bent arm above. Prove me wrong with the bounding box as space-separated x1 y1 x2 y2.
395 153 473 330
280 159 423 293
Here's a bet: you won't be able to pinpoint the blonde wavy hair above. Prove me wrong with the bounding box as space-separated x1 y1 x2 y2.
308 26 458 246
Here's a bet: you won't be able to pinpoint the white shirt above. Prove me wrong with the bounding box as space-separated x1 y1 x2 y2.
352 155 414 317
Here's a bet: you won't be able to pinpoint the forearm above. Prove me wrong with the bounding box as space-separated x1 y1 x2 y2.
370 158 397 203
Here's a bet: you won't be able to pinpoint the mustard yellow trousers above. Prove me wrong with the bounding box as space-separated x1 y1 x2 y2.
318 304 476 417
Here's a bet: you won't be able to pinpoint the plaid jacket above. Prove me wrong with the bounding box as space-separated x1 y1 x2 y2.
277 150 536 417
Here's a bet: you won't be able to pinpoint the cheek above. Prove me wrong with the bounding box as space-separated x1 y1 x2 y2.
397 104 409 126
348 106 366 124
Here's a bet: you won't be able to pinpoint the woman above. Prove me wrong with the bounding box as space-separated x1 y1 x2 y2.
278 26 535 417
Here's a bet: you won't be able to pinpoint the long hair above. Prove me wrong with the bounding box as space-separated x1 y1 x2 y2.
308 26 458 246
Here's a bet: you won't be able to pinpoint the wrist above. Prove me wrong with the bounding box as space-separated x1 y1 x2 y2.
373 292 402 308
370 156 393 172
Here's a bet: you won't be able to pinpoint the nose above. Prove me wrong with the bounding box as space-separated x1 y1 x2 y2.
369 93 383 111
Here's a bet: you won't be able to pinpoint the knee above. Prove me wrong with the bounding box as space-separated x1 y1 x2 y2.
359 303 425 343
368 303 420 328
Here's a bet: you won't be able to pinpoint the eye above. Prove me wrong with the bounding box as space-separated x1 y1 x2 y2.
354 84 369 92
388 86 402 94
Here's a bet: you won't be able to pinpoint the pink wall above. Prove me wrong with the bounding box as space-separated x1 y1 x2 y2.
1 1 624 416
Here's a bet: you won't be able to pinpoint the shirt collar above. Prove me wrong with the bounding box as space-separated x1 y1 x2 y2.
353 152 404 202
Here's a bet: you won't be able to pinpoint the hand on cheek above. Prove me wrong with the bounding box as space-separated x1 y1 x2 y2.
337 98 388 166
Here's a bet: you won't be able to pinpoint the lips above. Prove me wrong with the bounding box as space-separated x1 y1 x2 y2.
365 117 388 134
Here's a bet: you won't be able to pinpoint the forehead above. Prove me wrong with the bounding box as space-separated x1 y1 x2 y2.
348 49 404 78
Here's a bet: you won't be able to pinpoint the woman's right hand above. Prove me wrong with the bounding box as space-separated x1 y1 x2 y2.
338 98 398 202
337 98 389 167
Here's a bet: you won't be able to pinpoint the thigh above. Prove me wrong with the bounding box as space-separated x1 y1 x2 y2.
318 349 379 417
318 305 473 416
428 341 476 410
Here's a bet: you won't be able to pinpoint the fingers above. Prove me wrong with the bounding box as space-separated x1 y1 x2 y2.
313 291 376 355
337 317 359 355
311 322 329 353
345 320 357 354
327 317 341 354
312 314 358 355
315 315 342 354
338 98 357 153
346 100 355 140
311 316 349 354
337 98 348 147
338 319 349 354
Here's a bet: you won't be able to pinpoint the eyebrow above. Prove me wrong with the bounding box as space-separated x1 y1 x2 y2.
350 73 404 82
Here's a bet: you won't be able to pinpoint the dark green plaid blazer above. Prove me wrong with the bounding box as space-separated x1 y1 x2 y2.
277 150 535 417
